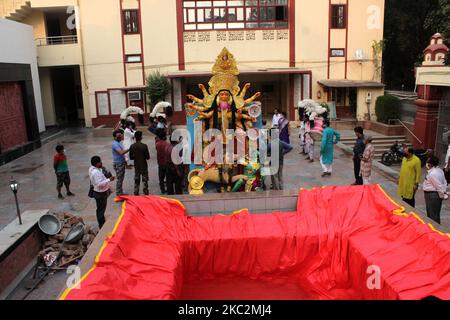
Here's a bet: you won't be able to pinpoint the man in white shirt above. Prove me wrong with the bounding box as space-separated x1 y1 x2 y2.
89 156 115 228
423 156 448 224
444 135 450 183
272 108 282 128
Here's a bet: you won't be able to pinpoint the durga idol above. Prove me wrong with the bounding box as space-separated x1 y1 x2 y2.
186 48 261 137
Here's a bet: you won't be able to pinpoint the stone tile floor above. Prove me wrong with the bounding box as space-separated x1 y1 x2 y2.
2 127 449 300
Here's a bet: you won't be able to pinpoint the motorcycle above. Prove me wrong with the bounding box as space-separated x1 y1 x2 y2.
381 142 432 167
381 142 404 166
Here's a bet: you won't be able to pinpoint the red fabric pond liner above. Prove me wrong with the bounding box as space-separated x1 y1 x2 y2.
60 185 450 300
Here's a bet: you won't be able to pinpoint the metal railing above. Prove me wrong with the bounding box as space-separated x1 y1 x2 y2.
35 35 78 46
389 119 423 145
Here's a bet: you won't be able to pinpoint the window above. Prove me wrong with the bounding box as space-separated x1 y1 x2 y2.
183 0 289 31
331 5 346 29
123 10 140 34
126 54 142 63
96 92 109 116
110 90 127 115
330 48 345 57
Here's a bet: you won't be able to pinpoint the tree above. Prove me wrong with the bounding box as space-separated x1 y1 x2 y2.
383 0 444 90
146 71 171 107
424 0 450 65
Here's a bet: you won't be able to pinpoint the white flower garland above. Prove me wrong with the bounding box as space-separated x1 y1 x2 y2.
120 106 145 121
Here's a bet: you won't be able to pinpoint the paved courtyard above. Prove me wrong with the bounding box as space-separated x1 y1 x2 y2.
2 127 450 300
1 127 449 231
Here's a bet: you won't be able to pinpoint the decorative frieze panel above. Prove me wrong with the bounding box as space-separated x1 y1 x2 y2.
277 30 289 40
246 31 256 41
262 30 275 41
228 31 244 41
183 30 288 43
198 32 211 42
217 31 227 42
184 32 197 43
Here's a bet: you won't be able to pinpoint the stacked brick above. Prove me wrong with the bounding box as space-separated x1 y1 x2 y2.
39 213 98 269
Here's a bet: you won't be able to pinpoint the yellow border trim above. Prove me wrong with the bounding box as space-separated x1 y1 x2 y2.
158 196 186 210
376 184 406 216
428 223 446 237
217 208 249 217
59 201 128 300
411 212 426 225
377 185 450 239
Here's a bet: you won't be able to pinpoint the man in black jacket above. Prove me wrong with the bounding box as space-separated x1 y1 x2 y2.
352 127 365 185
130 131 150 195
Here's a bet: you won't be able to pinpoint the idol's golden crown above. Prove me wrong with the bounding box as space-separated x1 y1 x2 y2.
209 48 240 96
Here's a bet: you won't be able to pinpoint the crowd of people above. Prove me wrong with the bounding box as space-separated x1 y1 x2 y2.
297 116 450 225
348 127 450 225
84 114 185 228
298 115 341 178
51 109 450 229
397 135 450 225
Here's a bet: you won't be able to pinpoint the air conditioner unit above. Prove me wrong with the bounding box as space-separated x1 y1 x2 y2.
127 91 142 101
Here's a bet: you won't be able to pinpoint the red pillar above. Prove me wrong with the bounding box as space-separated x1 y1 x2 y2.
289 74 296 120
413 85 441 149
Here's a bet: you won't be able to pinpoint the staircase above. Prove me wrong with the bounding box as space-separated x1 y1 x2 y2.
0 1 31 21
340 135 412 160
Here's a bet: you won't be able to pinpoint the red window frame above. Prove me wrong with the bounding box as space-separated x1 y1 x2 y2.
182 0 289 31
331 5 346 29
123 9 140 34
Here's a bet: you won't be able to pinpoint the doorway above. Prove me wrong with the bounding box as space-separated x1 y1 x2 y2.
330 87 355 119
50 66 85 127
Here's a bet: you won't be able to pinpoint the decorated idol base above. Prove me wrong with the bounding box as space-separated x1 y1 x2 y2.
185 48 264 194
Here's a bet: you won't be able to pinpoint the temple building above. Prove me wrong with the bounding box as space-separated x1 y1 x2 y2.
1 0 385 127
414 33 450 163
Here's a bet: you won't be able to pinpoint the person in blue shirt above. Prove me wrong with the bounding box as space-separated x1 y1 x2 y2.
112 130 129 196
320 120 341 177
260 133 293 191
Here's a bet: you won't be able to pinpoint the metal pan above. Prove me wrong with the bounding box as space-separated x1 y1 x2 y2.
65 224 85 244
38 215 62 236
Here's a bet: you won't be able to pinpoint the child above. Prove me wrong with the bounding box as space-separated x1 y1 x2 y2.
53 145 75 199
305 131 314 163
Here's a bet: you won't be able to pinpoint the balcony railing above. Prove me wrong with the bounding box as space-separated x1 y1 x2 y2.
35 35 78 46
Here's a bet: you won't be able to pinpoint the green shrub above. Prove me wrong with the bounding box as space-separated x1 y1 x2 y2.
146 71 171 107
375 95 400 124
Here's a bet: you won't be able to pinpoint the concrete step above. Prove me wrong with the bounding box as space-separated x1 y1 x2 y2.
342 141 412 150
342 141 410 146
2 1 31 21
340 136 407 142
